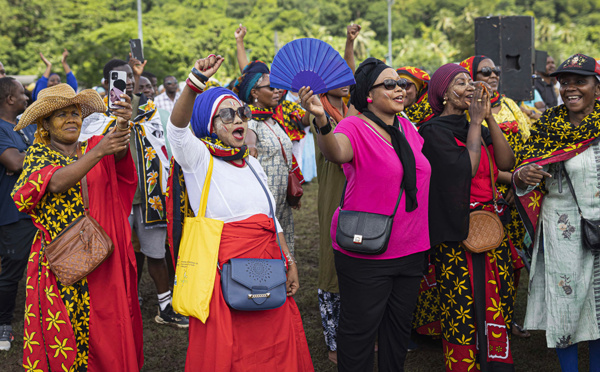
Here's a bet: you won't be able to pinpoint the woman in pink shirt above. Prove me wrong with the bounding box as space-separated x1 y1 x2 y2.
299 57 431 372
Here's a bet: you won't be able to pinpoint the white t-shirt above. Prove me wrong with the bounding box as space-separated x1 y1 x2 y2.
167 121 282 232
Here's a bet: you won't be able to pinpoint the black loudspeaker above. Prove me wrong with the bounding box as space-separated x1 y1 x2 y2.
475 16 534 101
535 50 548 74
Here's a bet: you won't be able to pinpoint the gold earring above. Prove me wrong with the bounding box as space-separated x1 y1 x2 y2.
443 99 447 105
40 128 49 137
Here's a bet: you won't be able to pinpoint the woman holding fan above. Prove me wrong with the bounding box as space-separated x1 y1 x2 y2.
299 57 431 371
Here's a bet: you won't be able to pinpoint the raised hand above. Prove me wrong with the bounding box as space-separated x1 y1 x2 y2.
298 86 325 118
234 24 247 42
61 49 69 64
40 53 52 67
347 23 361 41
195 55 224 79
128 53 147 77
98 125 131 156
468 83 489 125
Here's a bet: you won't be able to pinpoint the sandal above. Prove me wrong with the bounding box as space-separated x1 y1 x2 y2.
512 322 531 338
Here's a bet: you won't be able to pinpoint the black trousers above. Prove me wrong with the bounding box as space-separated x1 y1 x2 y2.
334 249 426 372
0 218 37 325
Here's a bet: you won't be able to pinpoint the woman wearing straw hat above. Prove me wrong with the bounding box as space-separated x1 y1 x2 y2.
11 84 143 372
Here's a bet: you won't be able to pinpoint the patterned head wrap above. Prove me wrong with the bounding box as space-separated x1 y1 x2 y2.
428 63 469 115
460 55 503 107
459 56 488 80
396 66 430 101
190 87 243 139
233 61 270 104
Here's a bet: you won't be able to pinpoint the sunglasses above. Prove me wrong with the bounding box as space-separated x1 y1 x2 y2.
214 105 252 124
165 81 178 86
254 84 276 91
370 78 409 91
477 67 501 77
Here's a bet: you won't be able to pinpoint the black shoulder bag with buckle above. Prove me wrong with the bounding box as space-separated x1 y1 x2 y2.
335 180 404 255
561 161 600 253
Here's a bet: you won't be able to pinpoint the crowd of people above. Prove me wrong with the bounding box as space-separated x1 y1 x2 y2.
0 20 599 372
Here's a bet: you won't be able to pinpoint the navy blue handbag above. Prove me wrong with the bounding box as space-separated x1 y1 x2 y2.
219 162 288 311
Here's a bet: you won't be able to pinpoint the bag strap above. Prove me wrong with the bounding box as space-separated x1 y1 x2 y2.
480 137 498 208
198 156 214 216
338 180 404 217
560 162 584 217
338 120 406 216
263 122 291 171
246 161 286 263
76 143 90 215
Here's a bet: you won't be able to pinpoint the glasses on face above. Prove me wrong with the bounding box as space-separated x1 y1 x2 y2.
214 105 252 124
369 78 409 91
165 81 178 86
254 84 276 91
477 67 501 77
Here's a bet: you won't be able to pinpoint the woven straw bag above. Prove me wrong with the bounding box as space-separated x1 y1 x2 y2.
462 138 504 253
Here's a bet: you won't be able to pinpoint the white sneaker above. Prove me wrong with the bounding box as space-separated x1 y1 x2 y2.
0 325 13 351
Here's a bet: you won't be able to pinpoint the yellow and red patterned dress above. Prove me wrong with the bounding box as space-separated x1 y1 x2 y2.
12 137 143 372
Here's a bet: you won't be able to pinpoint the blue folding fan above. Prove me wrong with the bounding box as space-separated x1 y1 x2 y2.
270 38 356 94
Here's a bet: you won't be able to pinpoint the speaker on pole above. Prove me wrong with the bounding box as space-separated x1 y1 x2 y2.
475 16 534 101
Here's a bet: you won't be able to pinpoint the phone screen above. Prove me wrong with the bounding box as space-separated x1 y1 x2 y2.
109 71 127 109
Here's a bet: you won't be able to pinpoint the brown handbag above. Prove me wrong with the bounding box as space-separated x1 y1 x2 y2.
44 143 114 286
264 122 303 207
462 138 505 254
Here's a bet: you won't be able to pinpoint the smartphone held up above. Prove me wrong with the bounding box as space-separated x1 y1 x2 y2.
109 70 127 110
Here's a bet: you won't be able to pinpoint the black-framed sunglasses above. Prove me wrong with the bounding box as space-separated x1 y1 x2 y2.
254 84 276 91
477 67 501 77
369 78 409 91
214 105 252 124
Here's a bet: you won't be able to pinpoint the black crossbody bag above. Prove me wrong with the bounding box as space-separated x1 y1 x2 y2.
561 161 600 253
335 181 404 255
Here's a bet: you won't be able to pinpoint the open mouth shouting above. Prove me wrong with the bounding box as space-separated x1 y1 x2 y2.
232 126 245 140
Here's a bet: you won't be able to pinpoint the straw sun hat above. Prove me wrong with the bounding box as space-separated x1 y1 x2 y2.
14 83 106 131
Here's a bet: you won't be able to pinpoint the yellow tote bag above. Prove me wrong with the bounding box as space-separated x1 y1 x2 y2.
172 156 224 322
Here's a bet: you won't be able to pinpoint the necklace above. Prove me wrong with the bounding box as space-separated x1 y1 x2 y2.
49 143 77 158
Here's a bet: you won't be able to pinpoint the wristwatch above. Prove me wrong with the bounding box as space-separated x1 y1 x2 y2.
313 117 333 135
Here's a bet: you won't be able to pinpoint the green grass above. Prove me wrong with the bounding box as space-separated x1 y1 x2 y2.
0 181 591 371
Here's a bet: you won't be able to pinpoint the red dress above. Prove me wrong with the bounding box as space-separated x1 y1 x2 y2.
186 214 314 372
12 136 143 372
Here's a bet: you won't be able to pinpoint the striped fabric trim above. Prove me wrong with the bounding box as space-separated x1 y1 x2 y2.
592 142 600 327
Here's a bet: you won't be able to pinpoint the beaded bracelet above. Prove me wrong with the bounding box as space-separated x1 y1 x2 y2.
188 73 206 91
186 78 203 94
191 68 209 83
